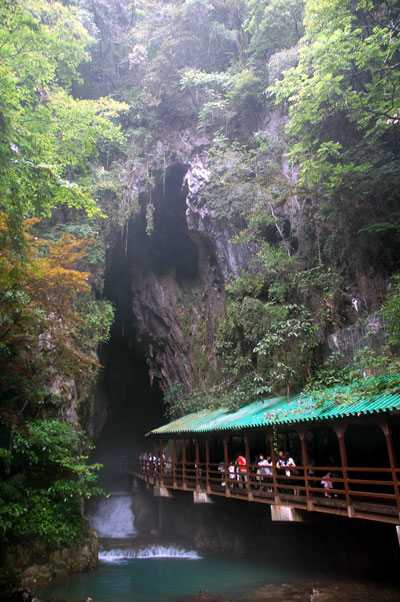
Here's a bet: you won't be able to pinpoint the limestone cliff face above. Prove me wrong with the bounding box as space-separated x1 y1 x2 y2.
101 107 302 398
185 155 254 280
103 129 259 399
108 114 305 395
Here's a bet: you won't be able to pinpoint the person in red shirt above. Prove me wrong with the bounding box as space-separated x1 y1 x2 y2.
236 453 247 487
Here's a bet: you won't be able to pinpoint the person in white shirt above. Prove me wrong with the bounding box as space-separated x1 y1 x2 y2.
256 454 273 491
284 452 299 495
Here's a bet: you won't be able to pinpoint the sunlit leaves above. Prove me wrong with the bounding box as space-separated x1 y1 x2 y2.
0 0 127 227
272 0 400 190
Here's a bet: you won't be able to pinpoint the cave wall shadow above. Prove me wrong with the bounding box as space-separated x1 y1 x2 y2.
93 163 197 488
93 322 164 488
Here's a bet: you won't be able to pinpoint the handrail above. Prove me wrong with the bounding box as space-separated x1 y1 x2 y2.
131 457 400 523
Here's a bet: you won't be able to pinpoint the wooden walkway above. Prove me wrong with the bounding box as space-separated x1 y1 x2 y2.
131 459 400 525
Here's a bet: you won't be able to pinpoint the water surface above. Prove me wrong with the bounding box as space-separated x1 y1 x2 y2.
37 554 295 602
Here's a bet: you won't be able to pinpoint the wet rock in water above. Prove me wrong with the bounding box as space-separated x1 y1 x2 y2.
36 598 96 602
237 580 400 602
179 593 229 601
10 588 33 601
237 581 310 601
310 589 336 602
310 590 336 601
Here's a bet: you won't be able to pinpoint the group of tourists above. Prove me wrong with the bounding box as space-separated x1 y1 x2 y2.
137 449 338 497
219 449 338 497
138 451 172 472
218 449 298 493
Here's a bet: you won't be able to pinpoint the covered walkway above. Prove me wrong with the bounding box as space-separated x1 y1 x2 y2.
131 385 400 525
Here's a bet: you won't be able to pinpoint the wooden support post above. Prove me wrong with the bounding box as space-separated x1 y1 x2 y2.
153 441 158 483
172 439 177 489
205 439 211 493
195 439 200 491
159 439 164 486
264 433 273 496
244 435 253 501
269 431 280 504
223 437 230 497
149 441 155 484
381 417 400 517
182 439 187 490
299 429 312 511
151 440 155 481
335 425 353 518
155 440 159 484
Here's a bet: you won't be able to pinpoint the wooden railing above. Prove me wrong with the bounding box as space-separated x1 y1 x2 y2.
131 459 400 524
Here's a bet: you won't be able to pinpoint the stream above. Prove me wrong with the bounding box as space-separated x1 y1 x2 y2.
36 493 400 602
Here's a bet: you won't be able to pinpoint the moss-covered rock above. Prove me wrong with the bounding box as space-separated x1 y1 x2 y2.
17 530 98 588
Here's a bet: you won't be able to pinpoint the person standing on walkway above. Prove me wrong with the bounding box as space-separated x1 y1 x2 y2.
236 453 247 487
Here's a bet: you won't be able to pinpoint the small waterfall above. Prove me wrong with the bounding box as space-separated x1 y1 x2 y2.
99 545 201 562
88 493 201 565
88 493 137 538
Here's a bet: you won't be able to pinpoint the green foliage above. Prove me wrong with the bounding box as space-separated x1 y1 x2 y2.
0 0 127 237
75 299 115 350
163 382 213 417
267 47 300 85
0 1 121 473
214 220 342 404
181 65 264 132
301 279 400 408
216 296 319 399
247 0 304 63
225 271 265 301
383 275 400 348
304 352 353 392
202 132 284 225
163 371 268 417
75 0 307 232
271 0 400 233
0 215 115 435
304 353 400 409
0 419 103 549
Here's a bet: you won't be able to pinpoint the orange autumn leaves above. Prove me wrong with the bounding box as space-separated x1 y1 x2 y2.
0 214 96 393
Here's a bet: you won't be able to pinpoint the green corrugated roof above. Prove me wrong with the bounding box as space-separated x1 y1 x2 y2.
149 384 400 436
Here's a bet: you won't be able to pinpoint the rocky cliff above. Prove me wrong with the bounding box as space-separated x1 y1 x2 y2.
101 130 256 401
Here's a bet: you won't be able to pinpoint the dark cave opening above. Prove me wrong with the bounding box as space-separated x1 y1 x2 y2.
94 162 200 485
148 163 199 281
93 319 164 487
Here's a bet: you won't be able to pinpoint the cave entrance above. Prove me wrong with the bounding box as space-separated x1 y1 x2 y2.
93 321 164 488
94 162 198 486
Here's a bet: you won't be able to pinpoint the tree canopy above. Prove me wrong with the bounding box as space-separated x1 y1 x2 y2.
0 0 127 237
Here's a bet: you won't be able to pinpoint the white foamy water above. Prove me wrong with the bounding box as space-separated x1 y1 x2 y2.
88 494 137 538
99 545 201 562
